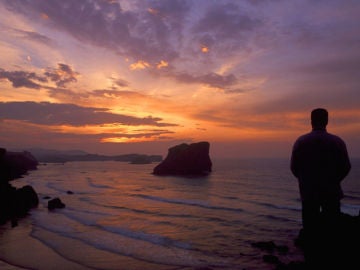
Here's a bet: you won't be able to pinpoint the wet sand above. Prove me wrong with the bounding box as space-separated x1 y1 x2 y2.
0 219 89 270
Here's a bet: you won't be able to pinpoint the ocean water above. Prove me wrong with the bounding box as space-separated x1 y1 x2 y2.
2 158 360 270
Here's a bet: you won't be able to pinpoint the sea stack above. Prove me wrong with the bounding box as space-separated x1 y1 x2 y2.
153 141 212 176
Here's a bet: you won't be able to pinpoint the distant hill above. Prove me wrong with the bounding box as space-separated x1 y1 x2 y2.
24 148 162 164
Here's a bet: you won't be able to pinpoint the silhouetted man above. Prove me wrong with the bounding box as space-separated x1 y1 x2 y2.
291 108 351 233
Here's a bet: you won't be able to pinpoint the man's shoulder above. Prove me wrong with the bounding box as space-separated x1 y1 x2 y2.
296 130 346 146
295 131 314 142
294 130 334 144
325 132 346 144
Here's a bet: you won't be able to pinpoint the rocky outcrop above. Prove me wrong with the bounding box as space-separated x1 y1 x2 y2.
0 148 39 226
0 148 38 181
252 212 360 270
293 212 360 269
14 185 39 216
153 142 212 176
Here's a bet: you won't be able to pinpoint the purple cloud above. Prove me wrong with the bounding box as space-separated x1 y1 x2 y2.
44 63 80 88
0 68 46 89
0 101 178 127
173 72 238 90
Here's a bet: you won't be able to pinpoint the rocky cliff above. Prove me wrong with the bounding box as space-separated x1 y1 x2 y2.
0 148 39 226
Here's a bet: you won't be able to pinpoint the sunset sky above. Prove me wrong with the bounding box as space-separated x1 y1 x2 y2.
1 0 359 158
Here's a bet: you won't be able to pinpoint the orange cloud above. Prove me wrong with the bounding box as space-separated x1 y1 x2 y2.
101 136 157 143
148 8 160 16
41 13 49 20
129 60 151 70
157 60 169 69
201 46 209 53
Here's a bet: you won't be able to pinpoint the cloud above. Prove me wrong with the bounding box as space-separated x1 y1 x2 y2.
0 68 46 89
44 63 80 87
295 57 360 77
0 64 80 90
130 60 151 70
191 2 263 54
156 60 168 69
0 119 175 151
112 78 129 88
173 71 238 90
193 2 261 37
90 89 146 99
0 101 178 127
9 28 53 45
2 0 182 64
1 0 260 69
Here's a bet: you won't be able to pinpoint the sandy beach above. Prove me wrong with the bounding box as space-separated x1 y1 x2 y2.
0 218 89 270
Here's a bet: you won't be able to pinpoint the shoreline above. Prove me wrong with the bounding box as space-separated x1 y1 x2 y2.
0 257 31 270
0 218 90 270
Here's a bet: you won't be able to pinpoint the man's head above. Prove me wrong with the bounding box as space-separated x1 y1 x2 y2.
311 108 328 129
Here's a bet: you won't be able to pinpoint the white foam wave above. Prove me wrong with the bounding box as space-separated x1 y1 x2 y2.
31 211 225 268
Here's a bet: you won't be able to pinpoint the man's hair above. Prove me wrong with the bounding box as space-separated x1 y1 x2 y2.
311 108 328 127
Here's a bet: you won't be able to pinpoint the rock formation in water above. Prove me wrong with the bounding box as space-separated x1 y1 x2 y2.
153 141 212 176
48 197 66 210
0 148 39 225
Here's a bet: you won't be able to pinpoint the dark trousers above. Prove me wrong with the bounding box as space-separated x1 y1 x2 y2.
301 200 342 267
301 199 341 233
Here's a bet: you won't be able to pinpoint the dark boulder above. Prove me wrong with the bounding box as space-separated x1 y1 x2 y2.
48 197 66 210
153 142 212 176
294 212 360 269
0 182 17 224
15 185 39 216
0 148 39 225
0 183 39 225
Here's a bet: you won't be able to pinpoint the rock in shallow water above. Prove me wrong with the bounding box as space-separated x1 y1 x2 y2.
153 141 212 176
48 198 66 210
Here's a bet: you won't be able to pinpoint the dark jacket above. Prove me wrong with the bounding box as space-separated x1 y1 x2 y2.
291 129 351 201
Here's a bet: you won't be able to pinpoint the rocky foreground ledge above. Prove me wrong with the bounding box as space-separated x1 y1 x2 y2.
0 148 39 226
252 211 360 270
153 142 212 176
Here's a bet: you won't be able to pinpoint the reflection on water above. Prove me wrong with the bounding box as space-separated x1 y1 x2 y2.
2 158 359 269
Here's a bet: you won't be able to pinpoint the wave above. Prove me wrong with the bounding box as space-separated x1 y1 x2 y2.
344 194 360 200
47 208 191 250
101 225 191 250
45 182 91 195
31 211 224 268
342 203 360 216
132 194 245 213
254 201 301 212
86 177 113 189
260 214 297 223
78 197 198 220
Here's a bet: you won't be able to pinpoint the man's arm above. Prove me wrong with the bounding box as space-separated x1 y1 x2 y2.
290 141 299 178
335 138 351 181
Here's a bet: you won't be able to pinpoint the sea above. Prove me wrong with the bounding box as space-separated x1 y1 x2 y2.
1 158 359 270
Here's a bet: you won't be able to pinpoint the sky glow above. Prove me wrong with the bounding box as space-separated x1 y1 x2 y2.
0 0 359 157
